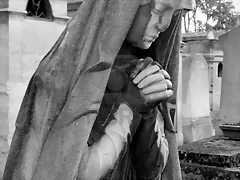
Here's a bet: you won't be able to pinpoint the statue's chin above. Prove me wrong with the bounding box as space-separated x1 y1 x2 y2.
141 41 152 49
126 39 152 50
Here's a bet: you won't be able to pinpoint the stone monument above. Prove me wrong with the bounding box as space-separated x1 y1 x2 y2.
218 26 240 127
182 54 215 143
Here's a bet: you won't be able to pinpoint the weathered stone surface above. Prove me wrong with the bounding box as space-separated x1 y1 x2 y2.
219 27 240 125
183 39 217 54
181 163 240 180
0 11 9 180
0 151 8 180
179 136 240 168
179 136 240 179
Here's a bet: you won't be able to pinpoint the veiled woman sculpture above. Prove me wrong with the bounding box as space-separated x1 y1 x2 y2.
3 0 185 179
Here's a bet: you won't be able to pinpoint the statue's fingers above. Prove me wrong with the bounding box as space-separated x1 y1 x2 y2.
164 79 172 89
133 65 160 84
144 90 173 103
142 83 167 95
159 69 170 79
137 73 164 88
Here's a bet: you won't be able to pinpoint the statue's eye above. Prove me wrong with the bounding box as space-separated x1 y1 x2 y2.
151 0 172 12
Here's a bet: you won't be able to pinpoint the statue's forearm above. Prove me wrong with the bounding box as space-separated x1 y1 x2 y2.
132 109 169 179
84 103 133 180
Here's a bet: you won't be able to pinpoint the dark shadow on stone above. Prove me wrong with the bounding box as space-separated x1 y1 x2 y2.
26 0 53 20
218 62 223 77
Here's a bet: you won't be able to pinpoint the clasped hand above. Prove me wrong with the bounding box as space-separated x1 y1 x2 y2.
132 64 173 104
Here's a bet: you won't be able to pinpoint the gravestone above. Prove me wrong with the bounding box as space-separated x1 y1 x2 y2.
182 35 223 112
182 54 215 143
218 26 240 127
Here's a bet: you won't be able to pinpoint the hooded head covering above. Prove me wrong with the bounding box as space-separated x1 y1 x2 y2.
141 0 182 49
3 0 184 180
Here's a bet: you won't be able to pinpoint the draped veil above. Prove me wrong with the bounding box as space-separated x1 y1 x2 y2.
3 0 183 179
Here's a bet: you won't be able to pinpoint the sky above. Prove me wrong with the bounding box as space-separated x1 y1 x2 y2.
232 0 240 10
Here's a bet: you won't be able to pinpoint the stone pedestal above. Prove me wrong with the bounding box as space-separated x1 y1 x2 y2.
219 27 240 126
179 136 240 180
182 54 215 143
182 117 214 143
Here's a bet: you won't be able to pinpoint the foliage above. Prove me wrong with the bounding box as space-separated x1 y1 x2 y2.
211 1 240 30
184 0 240 32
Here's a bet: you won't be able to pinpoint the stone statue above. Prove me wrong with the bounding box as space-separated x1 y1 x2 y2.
3 0 190 179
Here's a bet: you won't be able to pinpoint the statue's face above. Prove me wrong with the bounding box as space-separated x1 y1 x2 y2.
127 0 182 49
127 3 153 49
